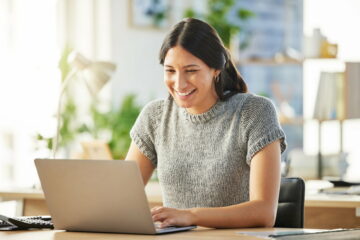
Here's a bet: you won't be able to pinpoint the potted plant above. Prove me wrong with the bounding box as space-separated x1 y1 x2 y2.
87 94 141 159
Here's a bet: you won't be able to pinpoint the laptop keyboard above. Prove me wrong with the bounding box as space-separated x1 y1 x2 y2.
154 222 196 233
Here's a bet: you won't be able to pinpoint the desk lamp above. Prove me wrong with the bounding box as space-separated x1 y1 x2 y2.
52 52 116 158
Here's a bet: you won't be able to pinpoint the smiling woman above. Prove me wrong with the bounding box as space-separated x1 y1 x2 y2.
158 18 247 114
162 46 219 114
126 18 287 229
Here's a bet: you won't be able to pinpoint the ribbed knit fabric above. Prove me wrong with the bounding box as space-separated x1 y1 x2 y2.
130 93 286 209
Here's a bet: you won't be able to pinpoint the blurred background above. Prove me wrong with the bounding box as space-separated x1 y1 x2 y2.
0 0 360 190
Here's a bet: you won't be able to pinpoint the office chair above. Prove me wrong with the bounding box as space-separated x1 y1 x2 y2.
274 177 305 228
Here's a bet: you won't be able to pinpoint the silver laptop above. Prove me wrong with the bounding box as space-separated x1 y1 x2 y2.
34 159 196 234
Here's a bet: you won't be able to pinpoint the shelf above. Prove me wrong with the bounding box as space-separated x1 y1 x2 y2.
237 58 303 66
279 117 304 125
237 57 338 66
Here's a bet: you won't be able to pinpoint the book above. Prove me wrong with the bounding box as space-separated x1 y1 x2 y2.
313 71 344 120
345 62 360 119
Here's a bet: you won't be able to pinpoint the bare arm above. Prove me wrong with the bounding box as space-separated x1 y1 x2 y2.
152 140 281 228
125 141 155 186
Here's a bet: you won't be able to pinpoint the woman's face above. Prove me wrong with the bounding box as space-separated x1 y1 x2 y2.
163 45 219 114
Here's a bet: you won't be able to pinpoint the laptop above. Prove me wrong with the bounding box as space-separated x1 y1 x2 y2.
34 159 196 234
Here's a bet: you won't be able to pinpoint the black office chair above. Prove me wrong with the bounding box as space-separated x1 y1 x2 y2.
274 177 305 228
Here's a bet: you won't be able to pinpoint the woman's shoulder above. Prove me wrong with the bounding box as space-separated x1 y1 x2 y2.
236 93 279 123
231 92 273 105
244 93 274 106
139 98 165 119
228 93 277 115
227 92 272 108
139 97 174 120
142 98 165 111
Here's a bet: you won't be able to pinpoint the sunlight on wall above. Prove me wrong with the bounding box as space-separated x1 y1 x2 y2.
0 0 60 187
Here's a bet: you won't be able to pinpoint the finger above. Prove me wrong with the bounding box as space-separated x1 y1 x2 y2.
151 206 162 212
160 219 176 228
151 206 163 215
152 206 170 216
152 212 168 222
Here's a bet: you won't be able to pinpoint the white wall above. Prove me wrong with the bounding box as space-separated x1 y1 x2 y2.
109 0 167 107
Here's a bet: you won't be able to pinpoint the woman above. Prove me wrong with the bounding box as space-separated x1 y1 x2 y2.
126 18 286 229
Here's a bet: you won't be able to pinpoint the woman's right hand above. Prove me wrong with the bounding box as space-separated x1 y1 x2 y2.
151 206 197 228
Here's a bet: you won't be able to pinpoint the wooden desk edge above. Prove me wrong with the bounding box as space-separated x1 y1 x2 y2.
305 199 360 208
0 191 44 200
0 227 305 240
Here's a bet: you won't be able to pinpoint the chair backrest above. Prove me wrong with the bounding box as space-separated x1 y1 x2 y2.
274 177 305 228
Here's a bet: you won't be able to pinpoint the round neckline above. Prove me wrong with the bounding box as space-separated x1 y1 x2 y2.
180 100 226 124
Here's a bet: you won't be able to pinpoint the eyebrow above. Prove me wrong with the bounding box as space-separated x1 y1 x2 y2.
164 64 200 68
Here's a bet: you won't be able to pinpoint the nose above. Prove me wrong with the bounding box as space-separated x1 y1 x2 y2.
174 72 188 91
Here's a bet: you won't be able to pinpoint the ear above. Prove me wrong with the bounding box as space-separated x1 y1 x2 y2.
214 69 221 78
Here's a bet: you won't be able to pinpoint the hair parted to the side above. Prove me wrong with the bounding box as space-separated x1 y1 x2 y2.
159 18 247 100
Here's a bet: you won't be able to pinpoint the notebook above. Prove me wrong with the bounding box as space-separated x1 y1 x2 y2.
34 159 196 234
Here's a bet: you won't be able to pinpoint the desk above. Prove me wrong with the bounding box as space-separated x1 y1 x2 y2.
0 228 301 240
304 193 360 229
0 188 45 216
1 183 360 229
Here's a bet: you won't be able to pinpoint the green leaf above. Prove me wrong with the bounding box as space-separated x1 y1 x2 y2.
184 8 196 18
238 9 255 20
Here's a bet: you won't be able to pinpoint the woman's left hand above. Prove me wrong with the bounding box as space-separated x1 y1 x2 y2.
151 206 196 228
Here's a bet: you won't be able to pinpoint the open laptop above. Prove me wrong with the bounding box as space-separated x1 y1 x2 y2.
34 159 196 234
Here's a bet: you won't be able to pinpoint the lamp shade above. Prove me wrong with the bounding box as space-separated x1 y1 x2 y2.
67 52 116 96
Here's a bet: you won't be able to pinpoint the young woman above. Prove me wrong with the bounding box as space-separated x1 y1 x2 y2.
126 18 286 229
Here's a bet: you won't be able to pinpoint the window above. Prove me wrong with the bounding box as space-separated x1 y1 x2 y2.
0 0 60 187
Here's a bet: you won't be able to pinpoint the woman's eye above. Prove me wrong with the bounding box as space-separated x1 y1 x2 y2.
165 69 175 73
186 69 198 73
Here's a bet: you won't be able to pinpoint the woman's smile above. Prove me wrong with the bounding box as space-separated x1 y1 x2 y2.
175 88 197 99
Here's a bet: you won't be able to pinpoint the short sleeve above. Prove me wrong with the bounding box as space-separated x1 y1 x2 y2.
130 99 163 167
240 95 287 165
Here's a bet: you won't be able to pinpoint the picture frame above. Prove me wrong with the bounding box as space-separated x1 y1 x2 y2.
128 0 171 29
80 141 113 160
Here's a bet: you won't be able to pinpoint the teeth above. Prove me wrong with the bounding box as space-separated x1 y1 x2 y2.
176 89 195 96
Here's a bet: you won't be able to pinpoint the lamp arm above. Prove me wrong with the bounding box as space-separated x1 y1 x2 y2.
51 69 77 158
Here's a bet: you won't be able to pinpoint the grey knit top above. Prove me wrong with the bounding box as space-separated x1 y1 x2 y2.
130 93 286 209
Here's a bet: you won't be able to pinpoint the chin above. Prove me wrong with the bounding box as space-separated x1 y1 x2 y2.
174 99 192 109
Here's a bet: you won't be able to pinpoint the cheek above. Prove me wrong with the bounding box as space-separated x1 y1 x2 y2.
164 74 170 83
197 73 214 89
164 76 174 90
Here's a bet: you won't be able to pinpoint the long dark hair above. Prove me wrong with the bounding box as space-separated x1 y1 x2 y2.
159 18 247 100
